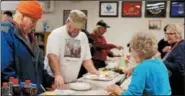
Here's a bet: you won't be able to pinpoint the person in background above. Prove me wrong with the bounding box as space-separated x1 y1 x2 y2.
81 29 94 45
44 10 98 89
163 24 184 95
106 31 171 95
81 29 95 56
158 24 171 58
1 1 54 94
2 11 13 21
90 20 123 69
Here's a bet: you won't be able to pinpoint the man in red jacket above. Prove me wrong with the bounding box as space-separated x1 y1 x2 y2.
91 20 123 69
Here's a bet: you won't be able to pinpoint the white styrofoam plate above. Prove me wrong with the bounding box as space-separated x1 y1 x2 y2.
75 90 109 95
69 82 91 91
83 74 113 81
53 89 75 95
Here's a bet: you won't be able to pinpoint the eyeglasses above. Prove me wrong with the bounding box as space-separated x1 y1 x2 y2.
29 18 37 24
23 15 38 24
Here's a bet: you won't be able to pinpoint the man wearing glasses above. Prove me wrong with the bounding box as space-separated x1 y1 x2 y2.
1 1 54 94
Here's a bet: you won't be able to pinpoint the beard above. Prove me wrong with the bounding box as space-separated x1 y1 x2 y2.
68 31 79 38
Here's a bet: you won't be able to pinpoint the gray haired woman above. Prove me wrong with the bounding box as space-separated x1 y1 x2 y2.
106 31 171 95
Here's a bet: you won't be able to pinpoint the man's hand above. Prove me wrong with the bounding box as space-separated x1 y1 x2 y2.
116 46 124 50
113 55 121 57
54 75 65 89
83 60 99 75
48 54 65 89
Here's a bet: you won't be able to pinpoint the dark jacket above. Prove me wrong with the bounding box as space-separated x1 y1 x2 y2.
163 40 184 95
81 29 95 56
81 29 94 44
1 20 53 93
164 40 185 75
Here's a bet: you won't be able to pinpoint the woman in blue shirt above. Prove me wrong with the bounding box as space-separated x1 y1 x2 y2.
106 32 171 95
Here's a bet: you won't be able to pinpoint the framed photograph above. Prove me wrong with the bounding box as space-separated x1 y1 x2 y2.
122 1 142 17
149 20 161 30
170 1 185 17
99 1 119 17
63 10 88 29
145 1 167 17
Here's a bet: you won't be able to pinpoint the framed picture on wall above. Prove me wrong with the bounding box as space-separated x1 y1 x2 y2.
170 1 185 18
122 1 142 17
149 20 161 30
145 1 167 17
99 1 119 17
63 10 88 29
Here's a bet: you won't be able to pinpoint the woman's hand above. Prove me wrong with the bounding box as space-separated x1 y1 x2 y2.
105 84 122 95
123 67 135 77
162 46 171 53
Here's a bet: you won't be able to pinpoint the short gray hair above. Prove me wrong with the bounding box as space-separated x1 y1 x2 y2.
130 32 158 59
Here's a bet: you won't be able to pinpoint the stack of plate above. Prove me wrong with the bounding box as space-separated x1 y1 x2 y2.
69 82 92 91
43 89 75 95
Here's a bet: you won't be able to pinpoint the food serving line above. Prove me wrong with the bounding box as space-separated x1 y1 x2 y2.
41 56 132 95
40 72 130 95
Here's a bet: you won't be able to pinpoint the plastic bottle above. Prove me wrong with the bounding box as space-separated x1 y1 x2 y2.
30 83 37 96
22 80 31 96
1 82 9 96
8 77 14 96
119 50 126 71
12 79 22 96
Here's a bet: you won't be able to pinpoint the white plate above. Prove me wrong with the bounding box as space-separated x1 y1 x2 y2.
53 89 75 95
69 82 91 91
75 90 109 95
83 74 113 81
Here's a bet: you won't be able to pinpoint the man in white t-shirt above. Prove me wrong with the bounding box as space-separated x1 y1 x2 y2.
44 10 98 89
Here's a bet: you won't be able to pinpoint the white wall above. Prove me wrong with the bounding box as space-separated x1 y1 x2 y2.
36 1 184 53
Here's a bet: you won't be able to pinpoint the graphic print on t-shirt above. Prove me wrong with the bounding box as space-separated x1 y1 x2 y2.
64 39 81 58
